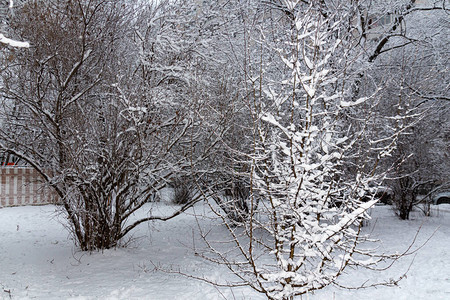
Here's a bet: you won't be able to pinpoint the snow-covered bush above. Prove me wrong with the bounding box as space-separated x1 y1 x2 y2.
0 0 213 251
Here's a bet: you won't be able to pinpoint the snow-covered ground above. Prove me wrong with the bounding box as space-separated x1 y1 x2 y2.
0 203 449 300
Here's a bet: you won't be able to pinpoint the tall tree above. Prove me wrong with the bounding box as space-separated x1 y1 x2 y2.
194 1 426 298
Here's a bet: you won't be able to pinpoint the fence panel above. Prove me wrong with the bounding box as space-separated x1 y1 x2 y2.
0 168 57 207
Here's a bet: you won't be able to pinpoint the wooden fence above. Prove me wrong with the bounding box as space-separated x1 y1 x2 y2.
0 167 58 207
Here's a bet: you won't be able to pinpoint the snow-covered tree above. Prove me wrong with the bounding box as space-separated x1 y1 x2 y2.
194 1 420 298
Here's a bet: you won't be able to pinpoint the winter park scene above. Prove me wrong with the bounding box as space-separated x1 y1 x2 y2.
0 0 449 299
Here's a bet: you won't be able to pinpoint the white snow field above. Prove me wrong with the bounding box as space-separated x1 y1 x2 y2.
0 203 449 300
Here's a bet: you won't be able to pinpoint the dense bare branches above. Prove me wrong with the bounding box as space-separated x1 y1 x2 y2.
0 0 223 250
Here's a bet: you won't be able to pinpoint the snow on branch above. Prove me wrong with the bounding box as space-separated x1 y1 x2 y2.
0 1 29 48
0 33 29 48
